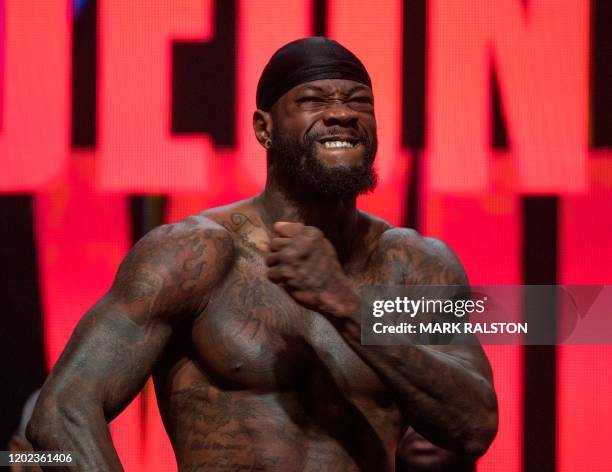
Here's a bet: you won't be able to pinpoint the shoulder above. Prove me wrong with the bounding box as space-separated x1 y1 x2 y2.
199 198 259 229
375 226 468 285
110 214 235 318
126 214 235 270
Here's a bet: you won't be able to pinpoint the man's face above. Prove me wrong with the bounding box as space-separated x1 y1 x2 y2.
267 78 378 201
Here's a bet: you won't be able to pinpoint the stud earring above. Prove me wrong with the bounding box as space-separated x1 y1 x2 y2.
264 139 272 149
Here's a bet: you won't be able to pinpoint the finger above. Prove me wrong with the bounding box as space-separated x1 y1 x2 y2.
265 252 282 266
266 247 303 267
274 221 304 237
287 289 316 306
267 266 285 282
302 225 323 239
269 237 292 251
267 265 293 283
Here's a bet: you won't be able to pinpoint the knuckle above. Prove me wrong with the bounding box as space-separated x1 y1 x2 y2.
294 238 310 252
288 223 304 235
283 248 299 260
305 226 323 238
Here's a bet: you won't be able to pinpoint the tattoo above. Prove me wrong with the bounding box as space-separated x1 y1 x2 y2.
367 230 466 287
221 212 262 233
122 269 162 304
222 213 262 250
180 239 206 291
232 277 301 337
221 213 265 258
168 382 277 449
155 224 414 471
112 218 235 321
28 216 240 469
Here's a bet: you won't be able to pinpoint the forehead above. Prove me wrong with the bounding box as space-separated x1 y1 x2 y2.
286 79 373 97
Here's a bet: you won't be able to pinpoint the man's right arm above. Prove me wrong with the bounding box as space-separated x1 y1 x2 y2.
26 216 234 471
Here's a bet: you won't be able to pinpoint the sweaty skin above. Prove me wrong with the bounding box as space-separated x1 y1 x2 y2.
27 78 497 471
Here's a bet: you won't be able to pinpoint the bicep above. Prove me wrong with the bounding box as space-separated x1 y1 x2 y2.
43 295 172 421
424 239 493 382
427 343 494 385
41 218 233 419
408 235 492 381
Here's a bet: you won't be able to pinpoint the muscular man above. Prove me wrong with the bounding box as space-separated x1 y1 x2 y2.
27 37 497 471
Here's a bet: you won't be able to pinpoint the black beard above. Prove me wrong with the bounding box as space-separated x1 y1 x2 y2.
267 127 378 202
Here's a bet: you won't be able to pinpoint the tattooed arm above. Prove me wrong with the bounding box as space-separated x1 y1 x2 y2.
266 224 497 457
338 230 497 456
26 217 234 471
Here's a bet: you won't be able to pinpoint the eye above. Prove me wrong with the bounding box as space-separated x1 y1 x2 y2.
296 96 327 111
347 96 374 112
350 96 373 104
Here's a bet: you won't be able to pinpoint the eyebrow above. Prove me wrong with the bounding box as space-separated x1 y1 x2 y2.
299 84 371 96
346 84 371 95
300 85 326 93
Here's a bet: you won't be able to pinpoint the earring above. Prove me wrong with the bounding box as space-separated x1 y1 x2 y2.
264 138 272 149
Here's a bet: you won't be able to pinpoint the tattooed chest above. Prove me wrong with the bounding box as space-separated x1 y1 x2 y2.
190 263 384 395
191 261 314 388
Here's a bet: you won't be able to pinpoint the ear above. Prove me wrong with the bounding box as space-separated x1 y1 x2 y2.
253 109 273 148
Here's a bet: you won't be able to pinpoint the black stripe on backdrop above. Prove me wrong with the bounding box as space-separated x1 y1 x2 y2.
403 0 426 230
172 0 237 147
522 197 558 472
0 197 46 448
72 0 97 148
593 0 612 147
313 0 327 37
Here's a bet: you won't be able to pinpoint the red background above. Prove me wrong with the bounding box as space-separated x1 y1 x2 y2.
2 1 611 470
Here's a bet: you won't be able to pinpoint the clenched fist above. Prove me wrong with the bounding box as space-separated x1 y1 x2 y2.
265 222 359 318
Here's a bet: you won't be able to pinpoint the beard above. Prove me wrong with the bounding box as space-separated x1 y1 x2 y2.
267 126 378 202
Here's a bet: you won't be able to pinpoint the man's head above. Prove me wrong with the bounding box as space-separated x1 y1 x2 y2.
253 37 378 202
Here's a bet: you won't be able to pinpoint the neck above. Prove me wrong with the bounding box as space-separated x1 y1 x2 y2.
256 177 360 260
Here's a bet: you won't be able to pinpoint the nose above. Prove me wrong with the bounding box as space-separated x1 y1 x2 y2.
321 100 358 125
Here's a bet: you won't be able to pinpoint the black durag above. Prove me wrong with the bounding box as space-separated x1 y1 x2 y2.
256 37 372 111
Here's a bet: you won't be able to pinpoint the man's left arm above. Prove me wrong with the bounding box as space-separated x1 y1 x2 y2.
266 223 498 457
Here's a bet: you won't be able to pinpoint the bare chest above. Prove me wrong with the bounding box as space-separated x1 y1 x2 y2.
190 249 386 398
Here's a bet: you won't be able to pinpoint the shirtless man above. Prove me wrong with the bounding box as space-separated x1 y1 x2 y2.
27 37 498 471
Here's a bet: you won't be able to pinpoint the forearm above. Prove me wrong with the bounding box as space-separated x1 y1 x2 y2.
348 331 495 453
265 223 498 454
328 297 497 456
27 395 123 472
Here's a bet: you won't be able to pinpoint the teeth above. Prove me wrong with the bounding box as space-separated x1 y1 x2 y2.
323 141 355 149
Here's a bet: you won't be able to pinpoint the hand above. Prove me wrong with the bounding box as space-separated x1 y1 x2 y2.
265 222 359 318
